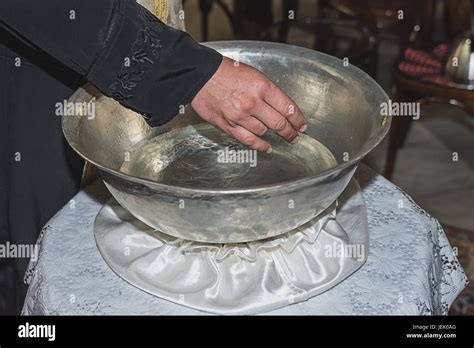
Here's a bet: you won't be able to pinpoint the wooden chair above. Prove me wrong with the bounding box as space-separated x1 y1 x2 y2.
384 69 474 179
383 0 474 179
326 0 434 46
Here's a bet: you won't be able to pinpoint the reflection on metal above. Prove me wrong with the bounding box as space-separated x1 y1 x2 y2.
445 6 474 89
445 36 474 88
63 41 390 243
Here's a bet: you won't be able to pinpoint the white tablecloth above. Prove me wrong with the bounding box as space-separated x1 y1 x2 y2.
22 164 468 315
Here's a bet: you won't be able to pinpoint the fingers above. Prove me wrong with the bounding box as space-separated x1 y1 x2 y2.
190 56 307 151
212 116 272 153
230 115 268 137
252 101 299 144
223 99 299 145
220 100 268 137
263 83 307 133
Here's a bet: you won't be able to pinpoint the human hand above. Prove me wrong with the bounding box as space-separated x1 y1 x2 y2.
191 57 307 153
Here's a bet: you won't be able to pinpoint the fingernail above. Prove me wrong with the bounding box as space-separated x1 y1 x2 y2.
266 147 273 154
291 136 299 144
299 125 307 132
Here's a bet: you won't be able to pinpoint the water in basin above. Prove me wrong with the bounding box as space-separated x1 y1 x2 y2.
120 123 337 189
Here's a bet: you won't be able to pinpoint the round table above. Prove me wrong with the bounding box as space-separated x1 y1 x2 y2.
22 164 467 315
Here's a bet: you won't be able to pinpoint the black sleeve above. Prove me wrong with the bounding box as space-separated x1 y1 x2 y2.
0 0 222 126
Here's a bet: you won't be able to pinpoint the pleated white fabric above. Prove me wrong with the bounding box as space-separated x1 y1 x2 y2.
94 179 368 315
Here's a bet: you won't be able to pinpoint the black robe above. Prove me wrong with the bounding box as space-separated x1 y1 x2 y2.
0 0 222 313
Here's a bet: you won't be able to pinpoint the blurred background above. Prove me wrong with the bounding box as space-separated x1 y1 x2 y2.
182 0 473 314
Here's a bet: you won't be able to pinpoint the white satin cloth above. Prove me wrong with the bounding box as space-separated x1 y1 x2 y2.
94 179 367 315
22 165 468 315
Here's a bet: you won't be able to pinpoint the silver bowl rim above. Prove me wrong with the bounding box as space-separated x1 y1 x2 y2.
63 40 391 195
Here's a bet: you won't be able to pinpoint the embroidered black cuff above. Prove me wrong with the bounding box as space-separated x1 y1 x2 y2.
87 0 222 127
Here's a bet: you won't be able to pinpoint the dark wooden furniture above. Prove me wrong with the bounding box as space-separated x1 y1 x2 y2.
383 0 474 179
384 69 474 179
265 16 379 76
445 0 472 39
326 0 434 45
196 0 300 41
183 0 237 41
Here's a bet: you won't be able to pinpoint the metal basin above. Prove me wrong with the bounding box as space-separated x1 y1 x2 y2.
62 41 390 243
